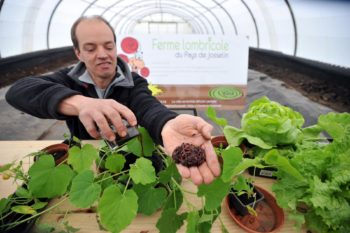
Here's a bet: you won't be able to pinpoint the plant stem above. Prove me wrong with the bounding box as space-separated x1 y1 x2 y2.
2 196 68 229
171 178 197 195
123 177 131 195
96 170 129 184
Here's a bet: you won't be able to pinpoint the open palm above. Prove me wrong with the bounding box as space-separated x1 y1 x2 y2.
161 114 221 185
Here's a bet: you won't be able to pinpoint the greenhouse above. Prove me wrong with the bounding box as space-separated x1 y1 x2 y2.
0 0 349 232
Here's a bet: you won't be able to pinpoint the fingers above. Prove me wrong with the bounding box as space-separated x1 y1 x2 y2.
194 117 213 140
180 163 217 186
202 141 221 177
176 164 191 179
176 143 221 186
77 99 137 141
112 102 137 127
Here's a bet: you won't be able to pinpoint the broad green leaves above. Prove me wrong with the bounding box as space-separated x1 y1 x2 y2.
28 155 74 198
129 158 156 185
125 137 142 157
223 96 305 148
68 144 98 173
156 208 187 233
158 162 182 185
197 178 230 211
221 146 243 182
186 211 200 233
98 186 138 233
133 184 167 215
264 149 304 181
139 127 156 157
69 170 101 208
105 153 126 173
206 106 228 128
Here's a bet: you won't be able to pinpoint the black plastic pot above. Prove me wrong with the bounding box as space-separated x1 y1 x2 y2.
228 185 265 216
0 185 48 233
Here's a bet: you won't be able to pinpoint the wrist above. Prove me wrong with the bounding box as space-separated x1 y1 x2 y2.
58 95 90 116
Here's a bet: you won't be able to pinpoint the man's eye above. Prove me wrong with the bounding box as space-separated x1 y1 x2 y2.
85 47 95 52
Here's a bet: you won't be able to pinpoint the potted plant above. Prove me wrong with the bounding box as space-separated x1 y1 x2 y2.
206 96 321 179
271 112 350 233
0 126 235 233
0 135 84 233
211 138 292 233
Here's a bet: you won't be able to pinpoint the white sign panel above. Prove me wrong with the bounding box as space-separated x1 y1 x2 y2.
117 34 248 109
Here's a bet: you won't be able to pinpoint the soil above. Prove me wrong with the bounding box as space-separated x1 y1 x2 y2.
249 57 350 113
172 143 206 167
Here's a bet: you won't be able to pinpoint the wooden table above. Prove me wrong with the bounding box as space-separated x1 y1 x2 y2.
0 141 303 233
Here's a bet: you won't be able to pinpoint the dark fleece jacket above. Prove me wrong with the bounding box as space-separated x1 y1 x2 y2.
6 57 177 145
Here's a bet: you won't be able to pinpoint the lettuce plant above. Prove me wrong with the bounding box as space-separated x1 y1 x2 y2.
223 96 305 149
272 112 350 233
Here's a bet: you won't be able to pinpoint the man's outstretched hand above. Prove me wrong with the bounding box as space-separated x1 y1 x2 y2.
161 114 221 185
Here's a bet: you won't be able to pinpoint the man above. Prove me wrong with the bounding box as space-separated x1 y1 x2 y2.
6 15 220 185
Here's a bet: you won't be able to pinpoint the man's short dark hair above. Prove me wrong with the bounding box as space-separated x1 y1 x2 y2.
71 15 116 51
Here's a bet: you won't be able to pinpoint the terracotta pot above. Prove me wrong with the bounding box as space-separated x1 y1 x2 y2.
40 143 69 165
226 185 284 233
211 135 246 154
211 135 247 168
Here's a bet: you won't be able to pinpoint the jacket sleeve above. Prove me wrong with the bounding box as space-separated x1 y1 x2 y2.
128 73 178 145
5 69 81 120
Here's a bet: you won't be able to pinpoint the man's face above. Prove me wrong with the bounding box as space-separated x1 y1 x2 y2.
74 19 117 81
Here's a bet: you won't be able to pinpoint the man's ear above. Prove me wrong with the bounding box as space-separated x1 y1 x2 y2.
74 48 82 61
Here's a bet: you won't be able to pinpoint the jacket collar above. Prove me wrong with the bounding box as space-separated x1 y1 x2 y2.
67 56 134 88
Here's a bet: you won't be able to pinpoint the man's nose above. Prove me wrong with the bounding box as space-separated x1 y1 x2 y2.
96 47 108 58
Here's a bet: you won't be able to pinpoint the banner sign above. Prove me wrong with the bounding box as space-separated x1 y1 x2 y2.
117 35 248 109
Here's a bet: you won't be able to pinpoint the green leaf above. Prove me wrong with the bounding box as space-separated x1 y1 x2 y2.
301 125 323 140
129 158 156 185
31 201 48 210
224 126 273 149
96 171 115 192
68 144 98 173
159 162 182 185
133 184 167 215
11 205 36 215
62 221 80 233
125 137 142 157
28 155 74 198
15 186 32 199
239 96 304 146
197 178 231 211
206 106 228 127
221 146 243 182
264 149 304 181
318 112 350 140
0 163 12 172
105 153 126 173
156 208 187 233
163 188 183 211
139 127 156 157
69 170 101 208
35 223 55 233
197 207 221 233
0 198 10 214
98 186 138 233
186 211 200 233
